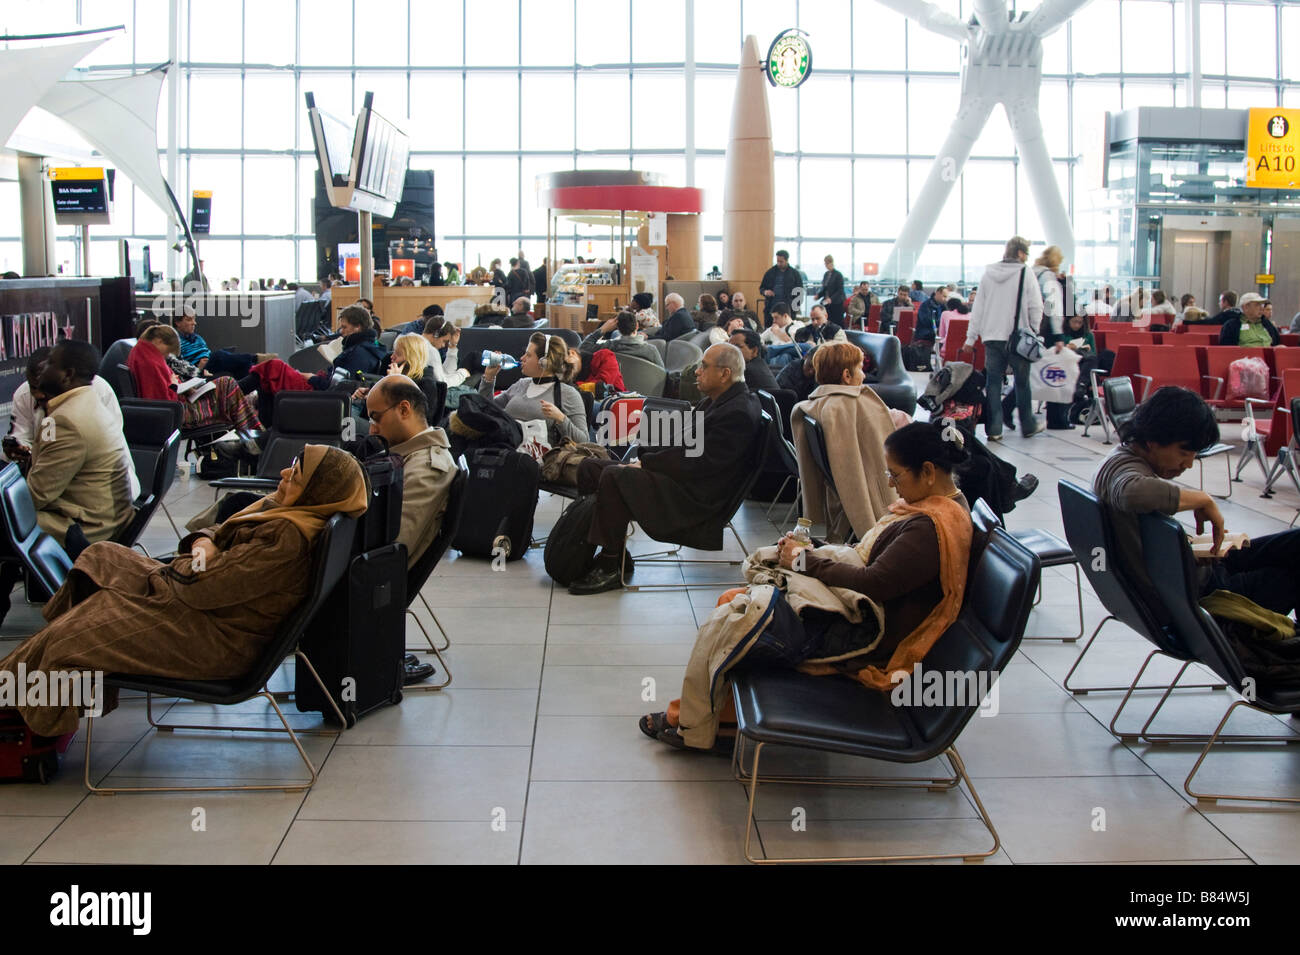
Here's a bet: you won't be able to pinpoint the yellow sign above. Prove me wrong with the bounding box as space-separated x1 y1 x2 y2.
48 166 105 180
1246 108 1300 188
1256 274 1275 285
192 190 212 198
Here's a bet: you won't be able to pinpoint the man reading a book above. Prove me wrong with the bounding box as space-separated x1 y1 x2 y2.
1094 385 1300 618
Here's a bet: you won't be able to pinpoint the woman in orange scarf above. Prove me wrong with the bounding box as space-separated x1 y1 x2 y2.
642 420 974 751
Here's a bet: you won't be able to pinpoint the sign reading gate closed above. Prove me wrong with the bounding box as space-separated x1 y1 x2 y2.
1245 108 1300 189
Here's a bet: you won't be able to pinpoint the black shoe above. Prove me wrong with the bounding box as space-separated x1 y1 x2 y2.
1014 474 1040 501
568 562 624 595
403 653 420 667
402 658 436 685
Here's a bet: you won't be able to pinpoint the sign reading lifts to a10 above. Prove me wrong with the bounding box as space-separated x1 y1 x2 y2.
1246 108 1299 189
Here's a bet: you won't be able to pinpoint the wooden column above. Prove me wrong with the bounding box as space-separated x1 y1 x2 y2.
722 34 774 321
666 213 702 280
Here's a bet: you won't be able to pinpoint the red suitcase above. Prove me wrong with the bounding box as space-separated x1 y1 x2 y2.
0 710 75 784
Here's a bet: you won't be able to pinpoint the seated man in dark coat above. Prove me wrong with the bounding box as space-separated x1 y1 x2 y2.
569 343 763 595
728 327 781 395
650 293 696 342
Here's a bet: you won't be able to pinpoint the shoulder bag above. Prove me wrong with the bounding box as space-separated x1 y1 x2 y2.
1009 266 1044 362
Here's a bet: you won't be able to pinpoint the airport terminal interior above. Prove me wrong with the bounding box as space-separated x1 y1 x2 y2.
0 0 1299 867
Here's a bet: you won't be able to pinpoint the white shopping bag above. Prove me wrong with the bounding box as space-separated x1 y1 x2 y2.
1029 348 1080 403
517 418 552 463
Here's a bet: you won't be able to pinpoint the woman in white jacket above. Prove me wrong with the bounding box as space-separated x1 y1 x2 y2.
960 236 1045 440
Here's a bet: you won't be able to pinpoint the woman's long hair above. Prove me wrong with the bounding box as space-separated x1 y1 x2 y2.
392 333 433 380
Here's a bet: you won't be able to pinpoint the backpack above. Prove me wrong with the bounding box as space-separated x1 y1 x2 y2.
543 494 599 586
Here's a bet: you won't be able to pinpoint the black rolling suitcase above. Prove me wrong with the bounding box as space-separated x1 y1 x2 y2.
359 451 404 551
295 543 407 727
453 447 538 561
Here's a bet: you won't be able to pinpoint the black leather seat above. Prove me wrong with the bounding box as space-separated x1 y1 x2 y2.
403 464 469 690
0 463 73 602
730 527 1038 863
209 391 349 494
84 513 359 794
1138 508 1300 805
1056 480 1226 730
844 330 917 415
971 497 1081 641
755 389 801 524
294 299 330 344
114 400 183 549
107 362 137 400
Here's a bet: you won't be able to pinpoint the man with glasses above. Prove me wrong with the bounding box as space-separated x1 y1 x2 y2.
364 376 456 571
567 343 762 595
365 375 457 685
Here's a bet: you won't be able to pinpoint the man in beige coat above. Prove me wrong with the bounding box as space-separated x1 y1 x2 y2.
26 341 135 546
789 343 899 543
365 375 456 568
0 341 134 623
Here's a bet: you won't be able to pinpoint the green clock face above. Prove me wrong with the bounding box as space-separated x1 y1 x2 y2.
766 32 811 88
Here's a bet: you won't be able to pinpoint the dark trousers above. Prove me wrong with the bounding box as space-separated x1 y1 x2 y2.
577 457 635 552
1202 530 1300 618
826 302 845 327
206 349 257 379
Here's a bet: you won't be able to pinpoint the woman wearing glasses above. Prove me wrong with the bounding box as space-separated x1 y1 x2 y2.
641 420 974 753
0 445 368 743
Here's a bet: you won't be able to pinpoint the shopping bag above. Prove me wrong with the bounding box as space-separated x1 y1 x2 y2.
1029 348 1080 403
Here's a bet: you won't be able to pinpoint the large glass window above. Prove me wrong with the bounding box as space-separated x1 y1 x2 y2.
6 0 1295 287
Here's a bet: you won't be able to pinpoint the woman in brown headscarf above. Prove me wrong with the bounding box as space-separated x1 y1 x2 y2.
0 445 367 737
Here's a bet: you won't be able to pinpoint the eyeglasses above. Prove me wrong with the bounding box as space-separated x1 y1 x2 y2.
367 404 396 424
885 468 904 482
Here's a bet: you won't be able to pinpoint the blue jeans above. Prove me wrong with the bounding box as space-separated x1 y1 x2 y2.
983 339 1036 437
765 342 809 370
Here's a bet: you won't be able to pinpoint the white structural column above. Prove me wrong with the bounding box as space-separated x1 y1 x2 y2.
166 0 181 283
878 0 1093 278
890 96 995 279
684 0 695 187
1185 0 1202 108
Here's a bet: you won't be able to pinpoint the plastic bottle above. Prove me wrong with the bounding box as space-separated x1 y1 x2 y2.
481 349 520 370
791 517 813 547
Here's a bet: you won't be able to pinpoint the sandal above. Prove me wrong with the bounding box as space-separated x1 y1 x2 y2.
656 723 737 757
639 712 672 740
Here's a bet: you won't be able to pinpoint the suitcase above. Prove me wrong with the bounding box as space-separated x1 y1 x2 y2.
295 544 407 727
593 395 644 447
453 447 538 561
359 452 404 552
0 710 75 784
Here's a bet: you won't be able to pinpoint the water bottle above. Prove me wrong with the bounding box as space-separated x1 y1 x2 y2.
481 349 519 370
790 517 813 548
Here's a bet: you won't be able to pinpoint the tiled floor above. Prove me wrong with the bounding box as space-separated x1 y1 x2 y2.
3 393 1299 865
